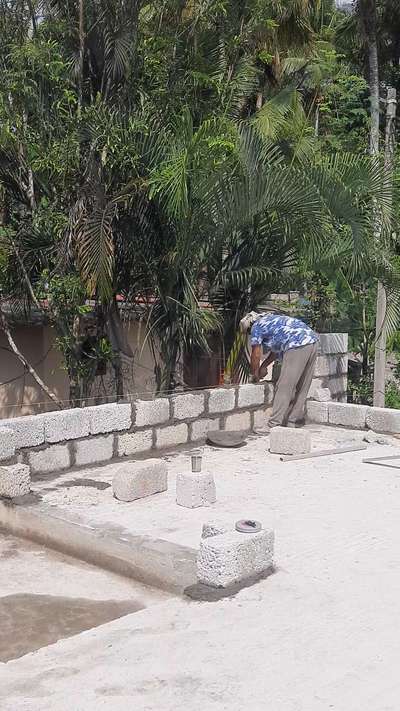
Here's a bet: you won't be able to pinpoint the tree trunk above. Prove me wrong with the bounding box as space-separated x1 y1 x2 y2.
0 308 63 409
373 87 396 406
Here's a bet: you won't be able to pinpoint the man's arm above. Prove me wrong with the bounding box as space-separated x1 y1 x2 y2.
250 344 262 382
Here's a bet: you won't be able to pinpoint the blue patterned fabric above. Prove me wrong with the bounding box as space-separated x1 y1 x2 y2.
250 314 318 359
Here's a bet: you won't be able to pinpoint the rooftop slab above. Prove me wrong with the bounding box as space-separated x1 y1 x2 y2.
2 425 400 710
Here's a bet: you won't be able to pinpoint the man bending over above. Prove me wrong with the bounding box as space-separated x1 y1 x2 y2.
240 311 319 429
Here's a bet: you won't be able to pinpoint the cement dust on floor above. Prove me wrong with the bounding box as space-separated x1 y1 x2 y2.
0 532 170 663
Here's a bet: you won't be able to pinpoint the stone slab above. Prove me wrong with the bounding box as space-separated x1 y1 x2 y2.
27 444 71 474
87 403 131 435
0 464 30 499
134 398 170 427
306 401 329 424
269 426 311 456
197 528 274 588
0 415 45 448
190 418 220 442
75 435 114 466
237 384 265 408
117 429 153 456
328 402 368 429
112 460 168 502
44 409 90 443
176 471 216 508
366 407 400 434
155 424 188 450
172 393 205 420
224 411 251 432
208 388 235 414
0 428 16 461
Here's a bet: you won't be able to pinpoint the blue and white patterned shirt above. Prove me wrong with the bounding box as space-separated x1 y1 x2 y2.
250 314 318 359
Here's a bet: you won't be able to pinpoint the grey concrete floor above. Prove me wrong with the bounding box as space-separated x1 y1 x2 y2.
0 533 170 662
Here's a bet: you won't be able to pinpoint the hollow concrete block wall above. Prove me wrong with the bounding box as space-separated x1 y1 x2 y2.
308 333 348 403
0 383 274 475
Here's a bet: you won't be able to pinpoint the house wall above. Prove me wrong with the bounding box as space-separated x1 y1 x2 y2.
0 322 158 418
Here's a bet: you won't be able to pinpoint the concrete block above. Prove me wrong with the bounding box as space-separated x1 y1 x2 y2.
135 398 170 427
202 521 230 538
224 411 251 432
75 435 114 466
318 333 348 355
308 381 331 402
269 426 311 455
176 471 216 508
208 388 235 414
326 375 348 400
0 415 45 448
117 429 153 456
44 409 90 443
112 459 168 502
328 402 368 429
0 428 16 460
87 403 131 435
190 418 220 442
197 528 274 588
0 463 30 498
155 423 188 449
172 392 205 420
306 401 329 424
237 384 265 408
28 444 70 474
264 382 274 405
314 355 348 378
366 407 400 434
253 408 272 431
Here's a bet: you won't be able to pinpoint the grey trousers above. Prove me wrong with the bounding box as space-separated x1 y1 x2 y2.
269 342 318 428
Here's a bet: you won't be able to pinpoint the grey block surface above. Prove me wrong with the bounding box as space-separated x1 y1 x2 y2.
0 463 30 498
237 384 265 408
75 435 114 466
0 415 45 448
117 429 153 456
253 407 272 431
190 418 220 442
135 398 170 427
306 401 329 424
197 528 274 588
318 333 348 355
155 423 188 449
44 409 90 443
269 426 311 455
87 403 131 435
112 459 168 502
328 402 368 429
28 444 71 474
201 521 230 538
208 388 235 414
224 411 251 432
366 407 400 434
176 471 216 508
172 393 205 420
0 428 16 461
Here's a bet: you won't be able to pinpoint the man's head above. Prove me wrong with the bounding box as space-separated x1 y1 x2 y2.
239 311 260 334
